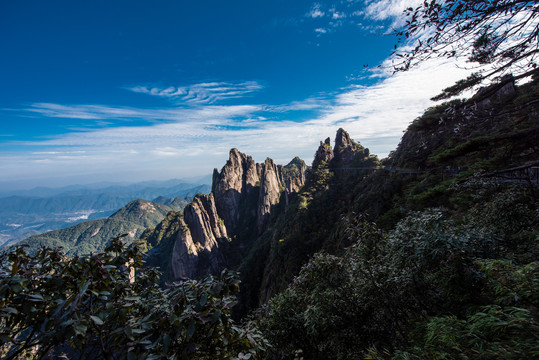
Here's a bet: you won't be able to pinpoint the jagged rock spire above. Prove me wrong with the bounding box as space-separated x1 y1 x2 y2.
212 148 260 230
312 137 334 169
333 128 364 168
170 148 307 281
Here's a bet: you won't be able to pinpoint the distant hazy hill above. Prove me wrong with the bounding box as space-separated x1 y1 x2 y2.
0 179 210 247
16 199 180 256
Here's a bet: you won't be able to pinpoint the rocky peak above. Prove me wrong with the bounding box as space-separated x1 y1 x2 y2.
312 137 334 169
212 148 260 230
257 158 283 232
167 150 307 282
332 128 365 168
282 157 307 193
334 128 354 150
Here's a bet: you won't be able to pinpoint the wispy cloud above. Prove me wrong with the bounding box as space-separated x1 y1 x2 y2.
128 81 263 104
265 97 329 112
302 0 421 36
23 103 262 123
362 0 422 29
307 3 325 18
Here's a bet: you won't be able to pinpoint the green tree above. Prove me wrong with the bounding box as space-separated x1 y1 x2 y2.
395 0 539 99
0 236 266 359
261 209 539 359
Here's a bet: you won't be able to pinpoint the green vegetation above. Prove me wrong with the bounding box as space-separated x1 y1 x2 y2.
0 236 266 359
263 208 539 359
246 77 538 358
16 200 176 256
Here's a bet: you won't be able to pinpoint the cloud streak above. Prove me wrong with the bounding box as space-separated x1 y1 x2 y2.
128 81 263 104
23 103 262 123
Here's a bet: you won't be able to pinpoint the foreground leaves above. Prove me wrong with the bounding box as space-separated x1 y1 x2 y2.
0 235 266 359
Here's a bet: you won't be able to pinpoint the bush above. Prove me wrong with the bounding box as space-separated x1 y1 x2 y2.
0 236 267 359
261 210 534 359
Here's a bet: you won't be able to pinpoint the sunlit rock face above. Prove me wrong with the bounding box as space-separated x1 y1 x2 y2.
168 148 307 281
212 148 260 231
257 158 282 232
171 218 199 280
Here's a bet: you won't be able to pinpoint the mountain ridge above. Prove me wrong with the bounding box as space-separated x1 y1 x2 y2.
142 75 538 317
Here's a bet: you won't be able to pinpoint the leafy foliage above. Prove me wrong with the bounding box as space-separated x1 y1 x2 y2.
0 236 267 359
396 0 539 98
262 209 539 359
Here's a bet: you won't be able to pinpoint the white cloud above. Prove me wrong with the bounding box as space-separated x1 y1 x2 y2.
331 10 346 19
265 97 329 112
362 0 422 29
307 3 325 18
25 103 262 123
128 81 263 104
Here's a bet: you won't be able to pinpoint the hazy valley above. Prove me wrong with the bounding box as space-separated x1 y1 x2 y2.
0 179 210 248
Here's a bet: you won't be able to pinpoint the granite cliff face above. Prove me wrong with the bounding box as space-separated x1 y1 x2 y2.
212 148 260 231
146 129 371 285
170 218 199 280
257 158 282 232
160 149 307 282
168 193 228 279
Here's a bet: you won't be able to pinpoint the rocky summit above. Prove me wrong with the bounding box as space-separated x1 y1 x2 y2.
154 149 308 280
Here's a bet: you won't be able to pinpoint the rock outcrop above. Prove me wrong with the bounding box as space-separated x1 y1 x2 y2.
257 158 282 231
170 193 228 280
475 74 516 109
312 128 368 170
166 149 307 282
281 157 307 194
333 128 363 168
171 218 200 280
312 137 334 169
212 148 260 231
184 194 227 252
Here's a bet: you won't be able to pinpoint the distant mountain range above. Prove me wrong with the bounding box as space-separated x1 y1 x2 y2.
0 179 211 247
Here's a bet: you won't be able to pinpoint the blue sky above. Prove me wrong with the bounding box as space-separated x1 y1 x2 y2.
0 0 471 190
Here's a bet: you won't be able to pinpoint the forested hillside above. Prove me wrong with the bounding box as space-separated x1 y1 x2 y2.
259 77 539 359
15 199 187 256
138 75 538 358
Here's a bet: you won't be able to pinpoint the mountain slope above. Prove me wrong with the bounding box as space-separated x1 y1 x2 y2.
0 181 209 247
138 76 538 324
16 199 178 256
